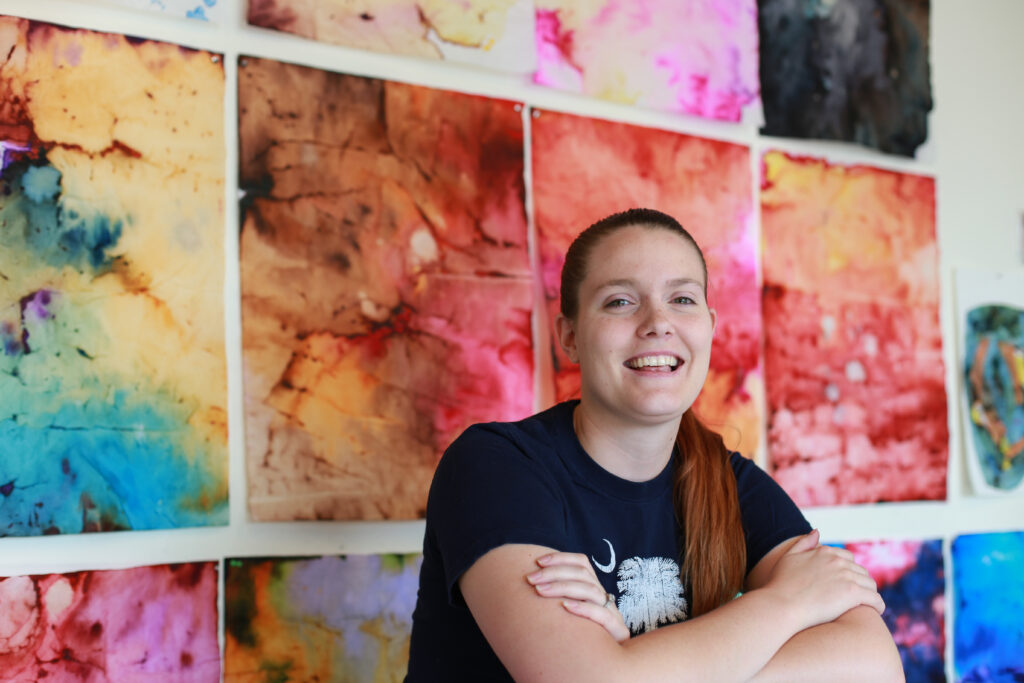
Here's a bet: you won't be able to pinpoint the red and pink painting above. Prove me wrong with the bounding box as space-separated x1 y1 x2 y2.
761 151 947 505
532 109 761 457
0 562 219 681
238 57 534 521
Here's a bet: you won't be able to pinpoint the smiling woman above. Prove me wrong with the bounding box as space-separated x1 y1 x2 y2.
406 208 904 682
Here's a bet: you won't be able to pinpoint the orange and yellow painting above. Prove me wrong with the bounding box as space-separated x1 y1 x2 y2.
239 57 533 521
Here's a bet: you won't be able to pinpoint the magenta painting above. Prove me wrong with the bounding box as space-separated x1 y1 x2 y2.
238 57 534 521
532 109 761 457
0 562 219 681
534 0 759 121
761 151 947 506
841 539 945 682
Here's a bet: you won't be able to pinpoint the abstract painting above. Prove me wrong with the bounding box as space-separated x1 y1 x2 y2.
0 562 219 681
93 0 225 21
956 269 1024 495
0 18 228 535
758 0 932 156
534 0 759 121
761 151 946 506
839 539 945 682
224 554 421 682
532 110 761 457
953 531 1024 682
247 0 536 72
239 57 533 521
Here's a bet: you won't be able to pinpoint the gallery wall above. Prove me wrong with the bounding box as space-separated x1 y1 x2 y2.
1 0 1022 680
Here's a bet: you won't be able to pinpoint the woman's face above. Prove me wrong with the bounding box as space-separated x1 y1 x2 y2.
557 224 716 427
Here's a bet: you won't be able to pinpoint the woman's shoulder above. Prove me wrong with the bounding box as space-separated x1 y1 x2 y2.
448 400 577 460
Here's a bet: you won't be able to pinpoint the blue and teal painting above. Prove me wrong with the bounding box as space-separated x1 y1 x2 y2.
963 305 1024 492
1 20 227 536
953 532 1024 682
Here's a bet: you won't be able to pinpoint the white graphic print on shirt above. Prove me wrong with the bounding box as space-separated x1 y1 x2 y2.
616 556 688 633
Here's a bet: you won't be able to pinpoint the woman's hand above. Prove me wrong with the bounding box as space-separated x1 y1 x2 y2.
763 529 885 633
525 551 630 642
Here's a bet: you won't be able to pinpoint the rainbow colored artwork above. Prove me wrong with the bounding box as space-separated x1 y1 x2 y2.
247 0 535 72
0 562 220 681
953 531 1024 682
224 554 421 682
758 0 932 156
531 109 761 457
534 0 759 121
0 18 228 536
956 270 1024 495
840 539 945 682
761 151 946 506
239 57 533 521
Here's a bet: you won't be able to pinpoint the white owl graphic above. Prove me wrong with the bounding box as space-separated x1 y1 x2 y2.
615 556 688 634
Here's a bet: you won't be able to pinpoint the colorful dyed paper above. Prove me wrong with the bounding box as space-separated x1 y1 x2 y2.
247 0 536 72
89 0 225 21
239 57 533 521
0 18 228 535
0 562 219 681
953 531 1024 682
761 151 946 506
532 110 761 456
534 0 759 121
840 539 945 681
224 554 420 682
956 269 1024 495
758 0 933 156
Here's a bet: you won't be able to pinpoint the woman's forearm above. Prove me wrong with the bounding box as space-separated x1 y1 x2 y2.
750 606 904 683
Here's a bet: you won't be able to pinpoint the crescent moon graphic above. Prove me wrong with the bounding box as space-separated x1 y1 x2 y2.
591 538 616 574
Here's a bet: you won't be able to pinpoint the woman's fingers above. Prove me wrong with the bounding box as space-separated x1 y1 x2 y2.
561 598 630 643
532 578 608 605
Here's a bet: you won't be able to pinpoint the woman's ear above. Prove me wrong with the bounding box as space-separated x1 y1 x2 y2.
555 315 579 363
709 308 717 336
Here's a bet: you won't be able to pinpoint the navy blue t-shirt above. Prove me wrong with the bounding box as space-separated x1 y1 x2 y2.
406 400 810 681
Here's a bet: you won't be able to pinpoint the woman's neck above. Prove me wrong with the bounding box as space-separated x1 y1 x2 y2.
572 403 680 482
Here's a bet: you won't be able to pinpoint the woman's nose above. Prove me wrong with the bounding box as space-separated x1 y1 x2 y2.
638 304 672 337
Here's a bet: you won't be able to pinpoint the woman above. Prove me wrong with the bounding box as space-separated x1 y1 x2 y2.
407 208 903 681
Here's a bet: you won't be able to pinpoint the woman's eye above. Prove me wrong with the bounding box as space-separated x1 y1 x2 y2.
672 296 696 305
605 298 631 308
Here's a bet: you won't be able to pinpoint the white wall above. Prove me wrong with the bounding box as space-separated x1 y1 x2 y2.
1 0 1022 678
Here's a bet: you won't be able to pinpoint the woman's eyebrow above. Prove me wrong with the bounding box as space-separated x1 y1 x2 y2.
594 277 704 291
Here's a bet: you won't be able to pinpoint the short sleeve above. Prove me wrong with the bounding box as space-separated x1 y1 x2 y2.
730 453 812 574
426 424 570 602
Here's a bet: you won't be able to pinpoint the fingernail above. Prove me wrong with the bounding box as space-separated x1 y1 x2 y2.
536 555 552 566
526 571 541 583
562 600 579 609
535 583 553 593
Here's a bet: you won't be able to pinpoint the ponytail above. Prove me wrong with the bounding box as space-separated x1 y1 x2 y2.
674 410 746 618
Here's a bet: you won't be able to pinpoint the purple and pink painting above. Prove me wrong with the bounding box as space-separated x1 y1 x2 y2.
0 562 219 681
839 539 945 682
0 18 228 536
238 57 534 521
534 0 759 121
531 109 761 457
761 151 947 506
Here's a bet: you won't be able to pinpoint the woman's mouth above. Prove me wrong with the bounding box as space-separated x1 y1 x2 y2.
624 355 681 372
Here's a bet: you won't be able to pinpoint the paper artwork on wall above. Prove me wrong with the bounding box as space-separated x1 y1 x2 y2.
838 539 945 682
534 0 759 122
953 531 1024 682
0 562 219 681
0 18 228 536
955 269 1024 496
761 151 946 506
247 0 536 72
531 109 761 457
224 554 420 682
758 0 932 157
93 0 225 22
239 57 533 521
